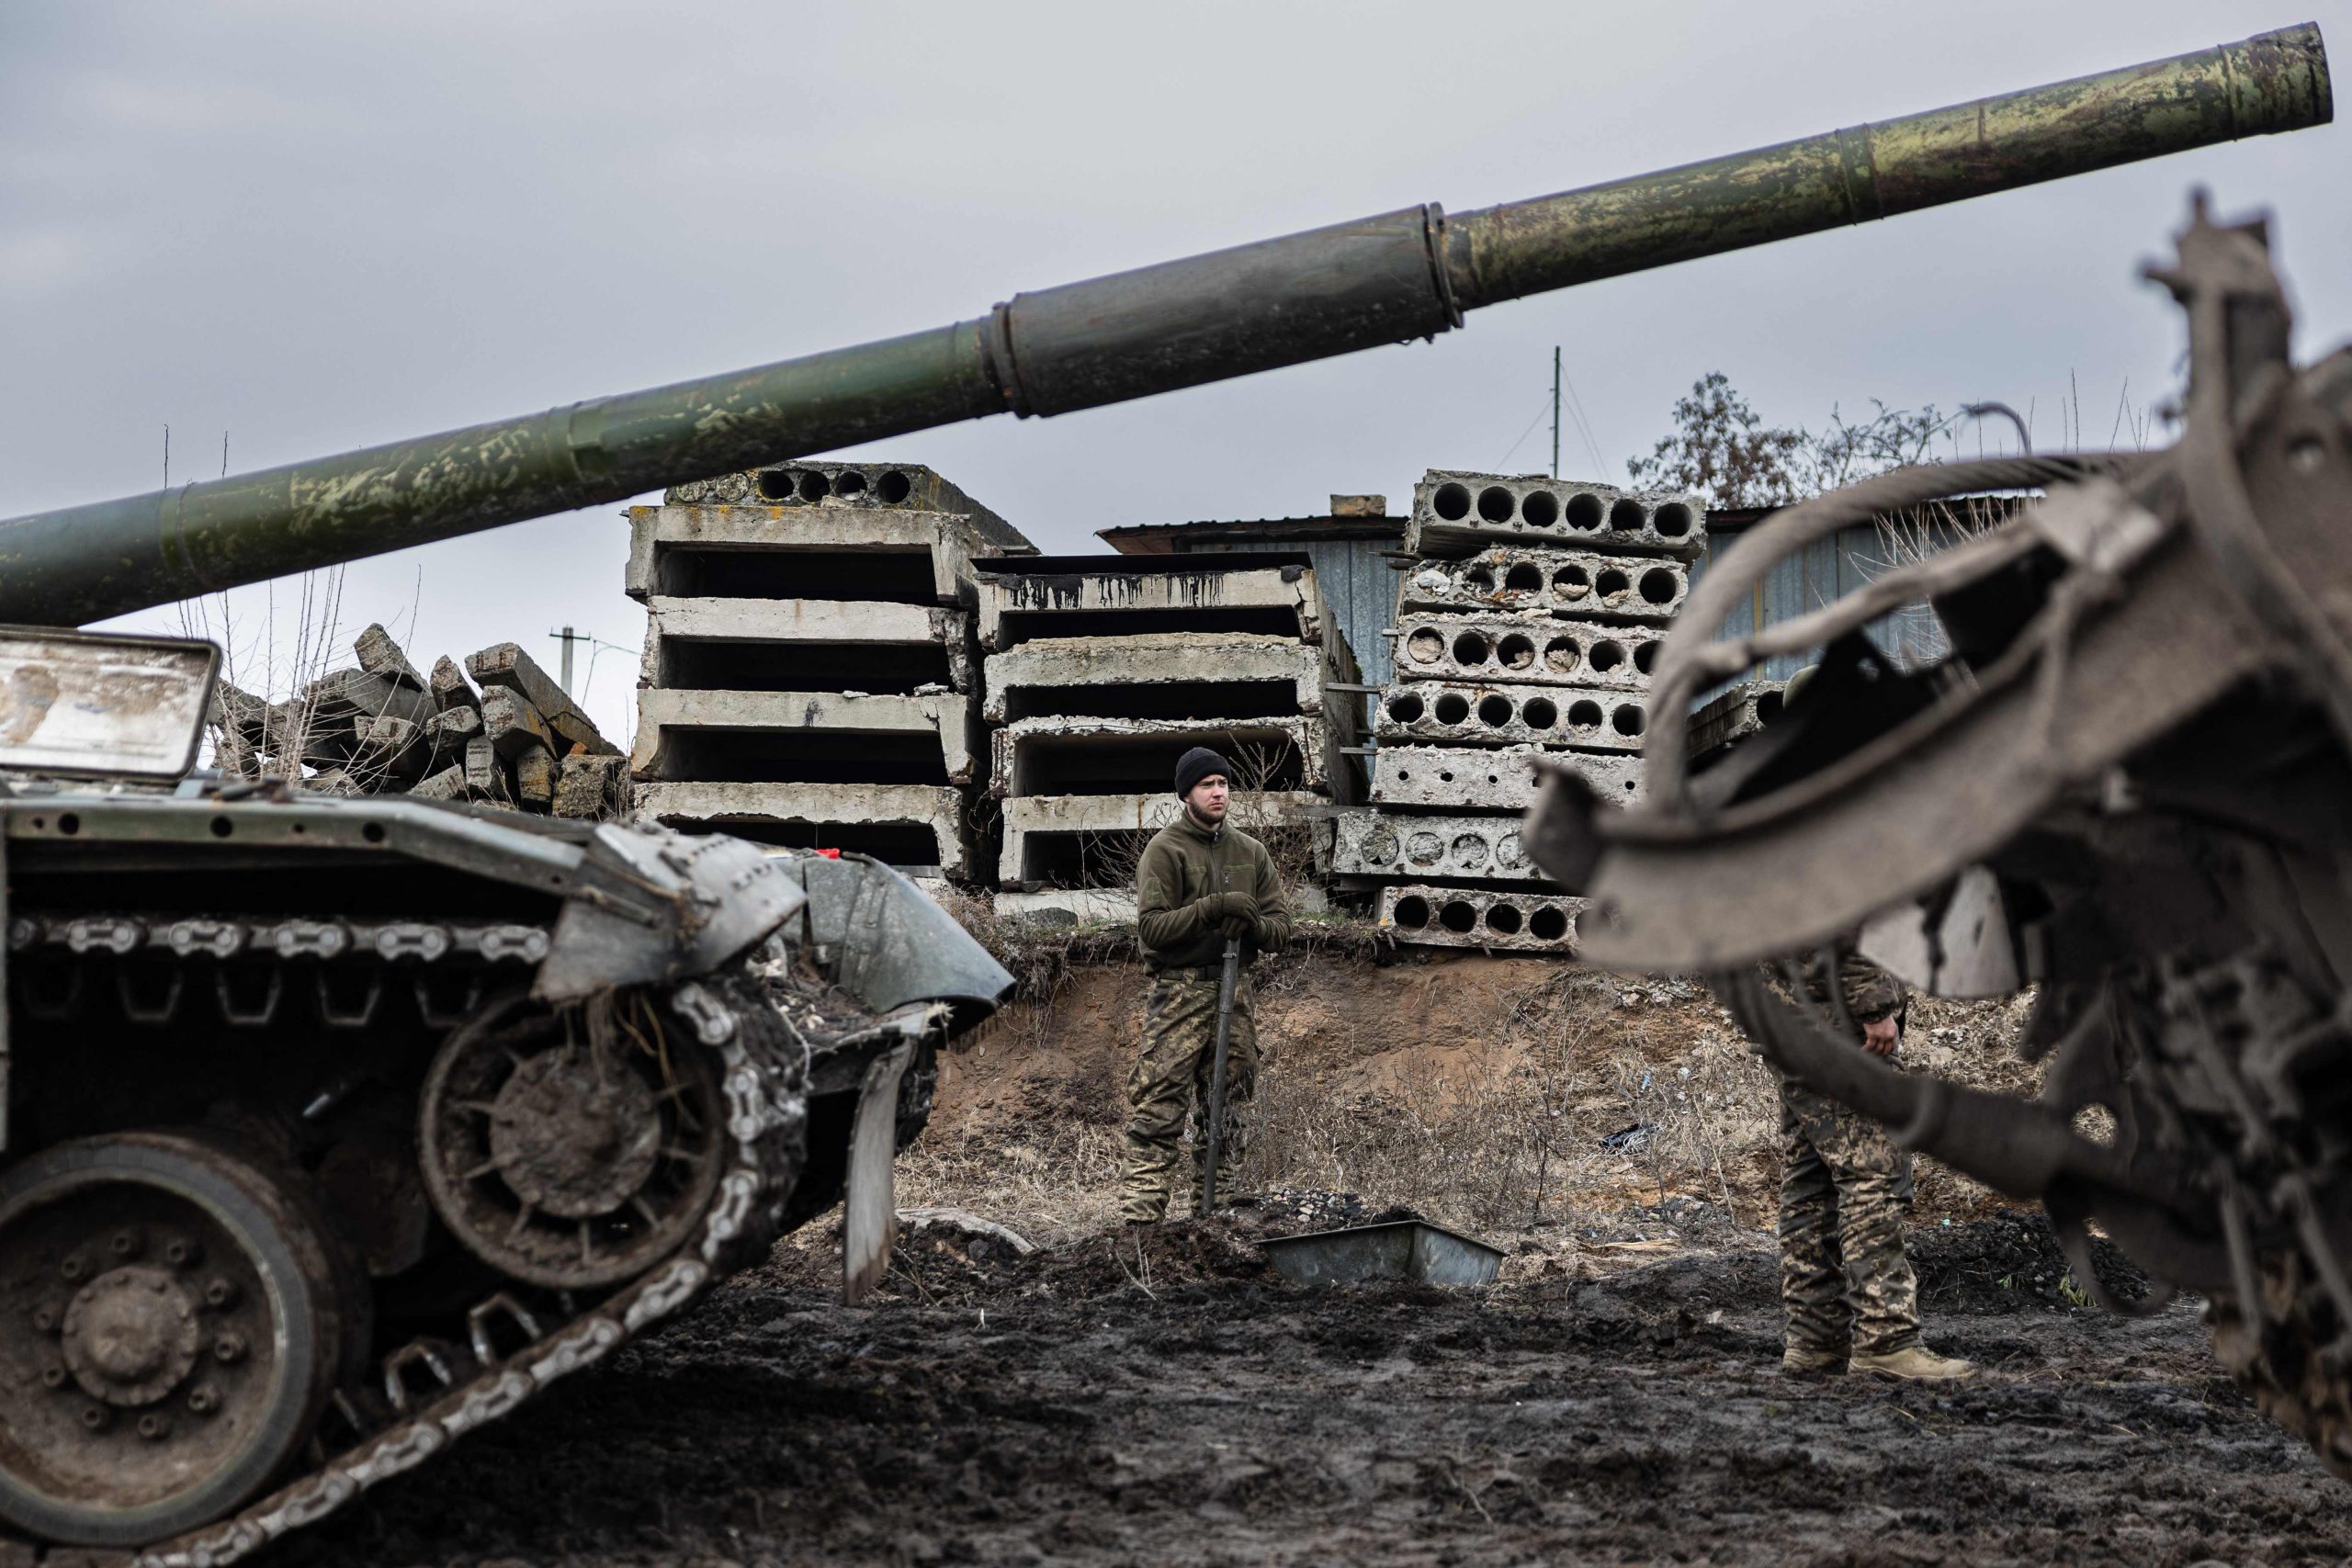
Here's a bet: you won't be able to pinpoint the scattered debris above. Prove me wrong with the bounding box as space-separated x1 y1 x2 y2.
210 624 625 818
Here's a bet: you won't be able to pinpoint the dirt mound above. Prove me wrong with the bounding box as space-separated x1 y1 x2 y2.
1913 1211 2154 1314
1032 1216 1270 1297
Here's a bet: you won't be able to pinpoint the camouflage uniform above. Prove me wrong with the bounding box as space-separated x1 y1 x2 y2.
1122 808 1291 1223
1122 967 1261 1221
1774 947 1920 1359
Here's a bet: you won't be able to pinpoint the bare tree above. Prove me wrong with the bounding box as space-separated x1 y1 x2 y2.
1627 373 1956 507
1625 372 1808 507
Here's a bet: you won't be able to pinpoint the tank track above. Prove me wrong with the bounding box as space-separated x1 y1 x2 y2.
2207 1253 2352 1481
1 906 811 1566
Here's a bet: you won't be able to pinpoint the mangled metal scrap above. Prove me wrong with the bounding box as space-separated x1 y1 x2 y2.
1527 194 2352 1476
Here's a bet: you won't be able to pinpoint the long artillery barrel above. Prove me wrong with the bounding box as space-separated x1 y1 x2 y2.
0 26 2328 626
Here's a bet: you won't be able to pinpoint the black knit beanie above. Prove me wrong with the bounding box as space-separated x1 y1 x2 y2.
1173 746 1235 799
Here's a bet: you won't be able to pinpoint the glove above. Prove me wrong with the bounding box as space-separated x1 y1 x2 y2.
1219 914 1254 940
1208 891 1255 921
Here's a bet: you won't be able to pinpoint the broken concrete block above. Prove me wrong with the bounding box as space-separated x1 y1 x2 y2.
479 686 556 761
554 752 627 820
211 728 262 780
354 623 426 691
1397 546 1690 622
356 715 431 783
464 737 511 805
305 668 434 728
430 655 478 713
214 682 272 747
1405 470 1703 560
431 705 482 742
1376 681 1649 753
411 763 467 800
467 642 617 756
513 744 554 809
1330 808 1548 884
1390 611 1662 692
1368 744 1643 811
1377 883 1587 954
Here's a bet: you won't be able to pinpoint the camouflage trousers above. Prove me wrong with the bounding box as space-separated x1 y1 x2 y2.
1121 966 1260 1223
1778 1075 1921 1357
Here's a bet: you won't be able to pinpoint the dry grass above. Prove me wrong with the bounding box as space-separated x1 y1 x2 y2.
1234 970 1787 1235
907 948 2045 1249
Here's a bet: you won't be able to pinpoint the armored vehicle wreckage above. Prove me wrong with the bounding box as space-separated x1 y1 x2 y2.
0 23 2330 1559
1528 195 2352 1475
0 629 1013 1558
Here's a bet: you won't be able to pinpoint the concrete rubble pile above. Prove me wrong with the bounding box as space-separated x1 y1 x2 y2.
1347 468 1704 954
626 461 1035 883
212 624 628 818
976 549 1363 923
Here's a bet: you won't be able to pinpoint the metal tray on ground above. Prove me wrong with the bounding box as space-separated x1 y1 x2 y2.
1259 1219 1502 1286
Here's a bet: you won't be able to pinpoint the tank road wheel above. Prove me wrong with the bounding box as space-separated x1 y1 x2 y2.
420 990 728 1290
0 1134 349 1547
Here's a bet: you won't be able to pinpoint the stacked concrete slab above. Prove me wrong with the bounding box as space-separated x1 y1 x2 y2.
628 460 1033 879
976 553 1361 920
1348 469 1703 954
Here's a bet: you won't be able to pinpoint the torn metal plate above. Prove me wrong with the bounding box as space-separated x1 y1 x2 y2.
1858 865 2022 999
0 629 217 781
1260 1219 1502 1287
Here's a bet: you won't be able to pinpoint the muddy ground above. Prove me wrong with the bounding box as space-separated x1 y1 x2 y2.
281 1206 2351 1568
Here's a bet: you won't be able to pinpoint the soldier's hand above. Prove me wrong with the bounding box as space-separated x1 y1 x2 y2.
1861 1016 1900 1056
1219 914 1253 940
1210 891 1256 921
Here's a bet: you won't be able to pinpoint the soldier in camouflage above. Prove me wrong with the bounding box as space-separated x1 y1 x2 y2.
1775 942 1976 1382
1123 746 1292 1223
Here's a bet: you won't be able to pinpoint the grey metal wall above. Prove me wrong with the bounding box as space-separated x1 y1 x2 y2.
1199 535 1394 686
1687 521 1948 685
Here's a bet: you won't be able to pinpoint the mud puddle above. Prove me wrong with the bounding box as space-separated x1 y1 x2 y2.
278 1215 2350 1567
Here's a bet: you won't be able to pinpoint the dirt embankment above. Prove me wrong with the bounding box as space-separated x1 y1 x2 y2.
918 946 2037 1242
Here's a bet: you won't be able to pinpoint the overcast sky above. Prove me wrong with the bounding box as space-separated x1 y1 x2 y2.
4 2 2345 743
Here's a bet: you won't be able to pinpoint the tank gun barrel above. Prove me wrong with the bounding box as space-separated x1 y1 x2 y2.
0 24 2327 626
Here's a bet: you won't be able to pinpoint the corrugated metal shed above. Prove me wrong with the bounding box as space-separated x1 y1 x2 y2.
1096 514 1404 699
1695 497 2018 683
1101 495 2016 710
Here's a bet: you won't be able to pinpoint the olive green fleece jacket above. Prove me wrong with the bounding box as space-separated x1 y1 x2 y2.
1136 810 1293 971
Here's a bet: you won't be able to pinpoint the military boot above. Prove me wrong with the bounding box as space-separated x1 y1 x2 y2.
1851 1344 1976 1380
1780 1344 1849 1377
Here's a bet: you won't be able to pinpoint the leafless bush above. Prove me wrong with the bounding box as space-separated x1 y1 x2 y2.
1063 735 1319 893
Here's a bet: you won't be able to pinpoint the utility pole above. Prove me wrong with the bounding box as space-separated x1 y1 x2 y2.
551 626 578 694
1551 347 1562 480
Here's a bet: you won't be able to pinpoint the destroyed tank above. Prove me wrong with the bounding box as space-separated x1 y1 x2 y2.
0 632 1013 1559
0 24 2330 1560
1527 195 2352 1475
